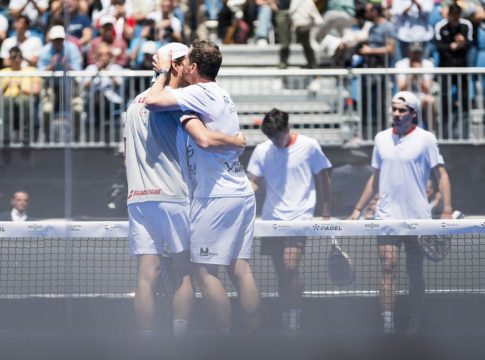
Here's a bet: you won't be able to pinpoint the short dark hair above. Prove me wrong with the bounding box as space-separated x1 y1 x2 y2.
448 3 462 16
9 46 22 57
15 14 30 27
261 108 289 137
188 40 222 81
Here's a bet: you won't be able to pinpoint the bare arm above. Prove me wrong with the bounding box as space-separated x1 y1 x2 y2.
183 116 246 152
433 165 453 219
317 169 332 219
248 173 262 193
144 50 180 111
349 169 379 220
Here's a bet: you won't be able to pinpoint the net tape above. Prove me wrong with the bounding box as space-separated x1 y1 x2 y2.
1 219 484 238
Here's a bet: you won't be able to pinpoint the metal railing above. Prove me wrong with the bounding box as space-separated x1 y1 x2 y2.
1 68 484 148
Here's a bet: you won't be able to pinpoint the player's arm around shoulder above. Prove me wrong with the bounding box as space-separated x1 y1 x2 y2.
182 114 245 152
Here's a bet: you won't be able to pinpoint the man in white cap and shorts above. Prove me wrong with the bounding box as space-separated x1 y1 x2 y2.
124 42 246 339
145 40 260 335
350 91 453 336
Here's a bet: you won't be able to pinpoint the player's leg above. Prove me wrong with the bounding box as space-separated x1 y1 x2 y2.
171 250 194 338
194 263 232 334
404 236 425 335
134 254 161 333
377 238 401 334
275 241 304 334
228 258 260 333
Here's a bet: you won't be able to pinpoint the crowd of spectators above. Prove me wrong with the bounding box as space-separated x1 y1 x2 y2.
0 0 481 71
0 0 482 144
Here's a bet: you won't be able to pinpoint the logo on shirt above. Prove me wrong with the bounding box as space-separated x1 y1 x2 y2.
200 247 217 257
223 96 236 113
224 161 244 173
128 189 162 199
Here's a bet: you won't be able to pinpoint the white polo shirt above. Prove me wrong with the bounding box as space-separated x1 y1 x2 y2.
372 127 444 219
247 133 332 220
124 89 189 204
170 82 253 199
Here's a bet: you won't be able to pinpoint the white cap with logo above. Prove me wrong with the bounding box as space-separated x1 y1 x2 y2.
157 42 189 61
392 91 420 111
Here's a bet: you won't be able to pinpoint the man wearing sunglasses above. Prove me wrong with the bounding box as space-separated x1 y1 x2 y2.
350 91 453 336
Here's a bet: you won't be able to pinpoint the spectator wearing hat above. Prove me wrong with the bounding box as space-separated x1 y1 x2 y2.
88 15 128 67
131 41 157 93
128 18 162 69
395 42 436 132
38 25 83 71
0 15 43 68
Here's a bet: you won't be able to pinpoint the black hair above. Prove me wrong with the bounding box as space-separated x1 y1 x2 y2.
261 108 289 137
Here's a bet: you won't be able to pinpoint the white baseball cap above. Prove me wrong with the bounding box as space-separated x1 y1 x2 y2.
100 15 116 27
49 25 66 40
141 41 157 55
158 42 189 61
392 91 420 111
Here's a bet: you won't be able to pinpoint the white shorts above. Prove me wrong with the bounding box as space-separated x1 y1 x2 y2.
190 195 256 265
128 201 190 256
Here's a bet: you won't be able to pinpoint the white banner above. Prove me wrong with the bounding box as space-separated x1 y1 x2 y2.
1 219 485 238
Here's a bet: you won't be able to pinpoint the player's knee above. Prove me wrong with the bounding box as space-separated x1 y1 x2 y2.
138 264 160 284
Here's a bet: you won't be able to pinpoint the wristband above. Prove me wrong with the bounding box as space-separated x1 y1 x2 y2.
155 69 169 79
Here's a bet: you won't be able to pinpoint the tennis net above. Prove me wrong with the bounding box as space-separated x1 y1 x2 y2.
1 219 484 300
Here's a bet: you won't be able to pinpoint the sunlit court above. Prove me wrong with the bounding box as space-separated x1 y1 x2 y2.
2 2 485 357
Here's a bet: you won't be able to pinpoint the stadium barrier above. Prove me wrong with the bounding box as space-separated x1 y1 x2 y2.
0 68 485 148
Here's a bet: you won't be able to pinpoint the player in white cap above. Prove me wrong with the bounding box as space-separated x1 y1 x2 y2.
124 42 245 339
350 91 454 335
145 40 260 335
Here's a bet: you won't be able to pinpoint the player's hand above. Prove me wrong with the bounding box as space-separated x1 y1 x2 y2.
440 212 453 219
349 209 361 220
153 49 172 72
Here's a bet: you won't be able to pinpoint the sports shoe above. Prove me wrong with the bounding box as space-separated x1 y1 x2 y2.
382 322 395 335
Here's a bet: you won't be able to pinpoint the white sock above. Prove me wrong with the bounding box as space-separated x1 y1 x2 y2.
382 311 394 327
288 309 302 330
173 319 189 339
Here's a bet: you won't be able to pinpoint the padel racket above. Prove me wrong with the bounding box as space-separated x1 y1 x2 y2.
326 237 356 287
157 251 175 298
418 235 451 262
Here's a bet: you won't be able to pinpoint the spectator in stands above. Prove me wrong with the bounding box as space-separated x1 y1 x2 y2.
0 15 43 68
0 191 34 221
9 0 48 37
395 42 436 132
0 13 8 60
0 46 42 145
145 0 184 44
110 0 135 42
435 3 472 138
37 25 83 141
64 0 94 56
358 2 396 138
128 19 162 68
390 0 435 61
274 0 292 68
247 108 332 335
288 0 322 68
254 0 277 46
131 40 156 93
350 91 454 336
310 0 355 66
218 0 251 44
83 42 124 138
88 15 128 67
38 25 83 71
